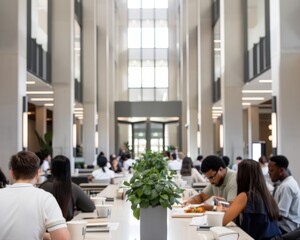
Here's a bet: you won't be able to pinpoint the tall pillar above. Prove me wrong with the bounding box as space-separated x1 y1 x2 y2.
185 0 198 159
97 0 111 156
247 106 259 159
82 0 97 165
51 0 74 169
270 0 300 183
220 0 244 160
0 0 27 178
179 0 187 155
198 0 214 156
35 106 47 136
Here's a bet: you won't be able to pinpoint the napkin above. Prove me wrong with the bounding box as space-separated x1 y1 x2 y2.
209 226 239 240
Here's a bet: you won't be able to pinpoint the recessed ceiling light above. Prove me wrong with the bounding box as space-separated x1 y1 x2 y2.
26 91 54 94
242 90 272 93
242 97 265 100
26 81 36 84
31 98 54 101
259 80 272 83
242 102 251 106
44 103 54 106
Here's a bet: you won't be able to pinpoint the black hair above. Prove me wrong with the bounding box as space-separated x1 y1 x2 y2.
237 159 279 220
97 155 108 172
222 156 230 167
197 155 203 161
200 155 226 173
269 155 289 169
51 155 72 220
236 156 242 160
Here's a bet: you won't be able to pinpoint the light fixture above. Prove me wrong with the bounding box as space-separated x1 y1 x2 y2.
31 98 54 101
242 102 251 106
22 96 28 150
219 115 223 149
26 81 35 85
242 90 272 93
259 80 272 83
26 91 54 94
271 96 277 155
73 115 77 152
242 97 265 100
44 103 54 107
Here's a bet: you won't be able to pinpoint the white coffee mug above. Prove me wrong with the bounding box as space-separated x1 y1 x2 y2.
67 220 87 240
90 196 106 205
96 204 112 218
206 211 225 226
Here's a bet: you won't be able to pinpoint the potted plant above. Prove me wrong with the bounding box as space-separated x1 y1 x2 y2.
124 150 183 240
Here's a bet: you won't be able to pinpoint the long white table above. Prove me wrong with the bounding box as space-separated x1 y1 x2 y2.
74 185 253 240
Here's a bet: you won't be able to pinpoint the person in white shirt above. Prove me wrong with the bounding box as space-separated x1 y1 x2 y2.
123 153 136 172
91 155 115 184
168 152 184 172
0 151 69 240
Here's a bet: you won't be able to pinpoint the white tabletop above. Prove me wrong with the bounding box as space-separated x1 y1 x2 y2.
74 185 254 240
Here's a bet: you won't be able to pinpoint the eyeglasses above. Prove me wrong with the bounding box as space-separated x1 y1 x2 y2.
206 168 220 181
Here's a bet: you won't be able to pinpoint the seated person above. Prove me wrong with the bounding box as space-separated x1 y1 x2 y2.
183 155 237 210
109 154 122 173
268 155 300 233
222 159 281 240
180 157 206 186
0 168 8 188
91 155 115 184
123 153 136 172
40 155 95 221
0 151 69 240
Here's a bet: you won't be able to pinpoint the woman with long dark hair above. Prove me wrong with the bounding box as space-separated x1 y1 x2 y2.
40 155 95 220
180 157 206 185
222 159 281 240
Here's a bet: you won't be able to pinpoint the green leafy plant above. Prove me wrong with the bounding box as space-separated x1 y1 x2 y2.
34 130 52 157
124 150 184 220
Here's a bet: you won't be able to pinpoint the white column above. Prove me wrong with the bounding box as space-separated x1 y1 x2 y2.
180 0 187 154
51 0 74 169
97 0 110 156
0 0 27 178
247 106 259 159
270 0 300 183
220 0 244 159
82 0 97 165
185 0 198 159
198 0 214 156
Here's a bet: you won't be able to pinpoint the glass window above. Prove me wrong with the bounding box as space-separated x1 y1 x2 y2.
128 61 142 88
128 0 141 9
155 67 168 88
155 0 168 9
155 27 168 48
142 0 154 9
142 88 155 101
142 64 155 88
129 89 142 101
128 27 141 48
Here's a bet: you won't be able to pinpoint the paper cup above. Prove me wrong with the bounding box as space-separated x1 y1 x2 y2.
90 196 106 205
96 204 112 218
67 220 87 240
206 211 224 226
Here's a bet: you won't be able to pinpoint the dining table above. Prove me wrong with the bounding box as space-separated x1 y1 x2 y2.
73 185 254 240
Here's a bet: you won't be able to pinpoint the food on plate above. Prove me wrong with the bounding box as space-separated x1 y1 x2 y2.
184 206 206 213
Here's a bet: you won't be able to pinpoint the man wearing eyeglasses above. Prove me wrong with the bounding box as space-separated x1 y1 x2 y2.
183 155 237 211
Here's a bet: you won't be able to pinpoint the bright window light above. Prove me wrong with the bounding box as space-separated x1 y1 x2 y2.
128 0 141 9
155 67 168 87
142 27 154 48
155 27 168 48
142 67 154 88
155 0 168 8
142 0 154 9
128 67 142 88
128 27 141 48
